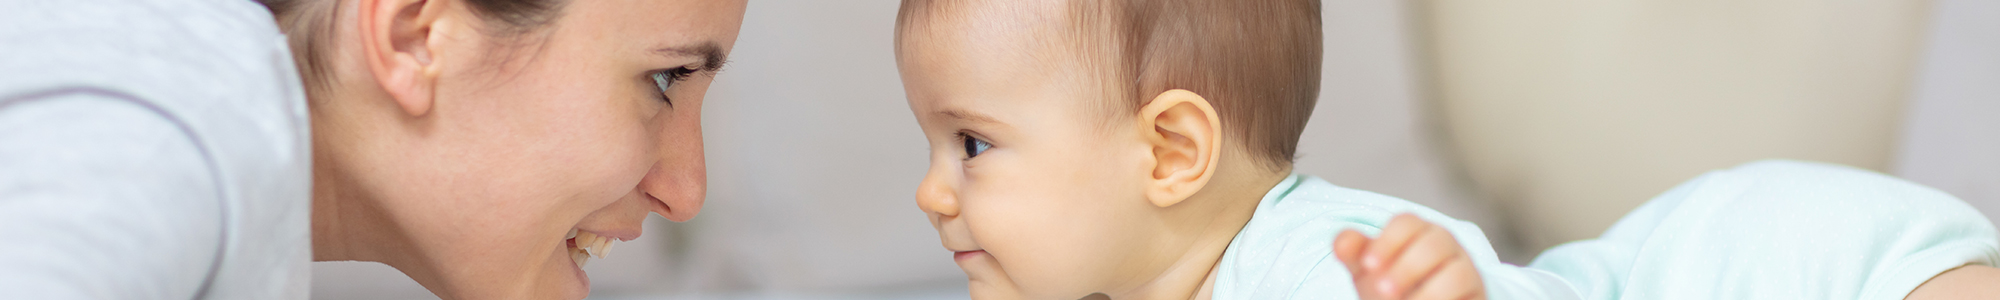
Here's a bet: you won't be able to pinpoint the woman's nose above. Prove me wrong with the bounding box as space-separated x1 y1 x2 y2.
642 115 707 222
641 160 705 222
915 167 959 217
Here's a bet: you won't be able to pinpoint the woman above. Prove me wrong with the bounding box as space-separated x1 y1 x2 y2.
0 0 741 298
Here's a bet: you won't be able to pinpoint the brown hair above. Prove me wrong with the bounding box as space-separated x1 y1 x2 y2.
253 0 568 93
898 0 1324 170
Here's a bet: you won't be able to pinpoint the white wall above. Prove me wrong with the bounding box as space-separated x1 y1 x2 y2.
1895 0 2000 229
681 0 954 292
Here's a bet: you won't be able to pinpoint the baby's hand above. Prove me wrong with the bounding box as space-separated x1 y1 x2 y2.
1333 213 1486 300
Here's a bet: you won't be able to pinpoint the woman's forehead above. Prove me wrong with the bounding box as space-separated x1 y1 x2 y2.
558 0 746 48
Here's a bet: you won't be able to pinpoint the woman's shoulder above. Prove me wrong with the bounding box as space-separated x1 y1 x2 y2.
0 1 312 298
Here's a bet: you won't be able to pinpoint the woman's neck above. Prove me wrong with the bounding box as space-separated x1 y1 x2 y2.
306 87 466 299
310 162 385 262
307 114 422 268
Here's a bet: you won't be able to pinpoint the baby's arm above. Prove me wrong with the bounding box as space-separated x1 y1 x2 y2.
1334 213 1486 300
1905 265 2000 300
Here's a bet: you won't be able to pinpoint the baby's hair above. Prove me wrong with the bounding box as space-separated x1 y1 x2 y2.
898 0 1324 170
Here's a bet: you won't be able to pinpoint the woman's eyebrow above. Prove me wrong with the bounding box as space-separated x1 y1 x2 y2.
651 42 729 72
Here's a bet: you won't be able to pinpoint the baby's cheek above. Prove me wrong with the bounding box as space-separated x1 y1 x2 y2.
975 226 1108 297
961 175 1134 296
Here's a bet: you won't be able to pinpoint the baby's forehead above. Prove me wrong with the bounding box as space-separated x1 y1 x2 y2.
903 0 1072 29
898 0 1118 120
898 0 1082 60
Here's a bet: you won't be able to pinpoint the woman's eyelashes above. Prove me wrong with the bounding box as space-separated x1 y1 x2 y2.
650 67 698 105
959 133 993 159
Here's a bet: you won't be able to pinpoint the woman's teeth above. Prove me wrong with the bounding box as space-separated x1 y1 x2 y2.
566 229 617 267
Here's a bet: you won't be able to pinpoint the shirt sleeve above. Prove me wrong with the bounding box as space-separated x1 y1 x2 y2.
1217 177 1587 300
1528 160 2000 300
0 92 224 299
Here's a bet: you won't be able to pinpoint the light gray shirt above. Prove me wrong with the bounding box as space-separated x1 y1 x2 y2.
0 0 312 299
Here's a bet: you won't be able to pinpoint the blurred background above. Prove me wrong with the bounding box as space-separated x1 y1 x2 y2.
313 0 2000 298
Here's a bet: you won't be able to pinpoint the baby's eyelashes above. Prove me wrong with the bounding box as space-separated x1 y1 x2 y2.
960 133 993 159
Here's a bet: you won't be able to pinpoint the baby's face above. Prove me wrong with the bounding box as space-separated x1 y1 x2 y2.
898 4 1170 299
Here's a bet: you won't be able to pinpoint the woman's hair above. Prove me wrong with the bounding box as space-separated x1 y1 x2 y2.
253 0 568 93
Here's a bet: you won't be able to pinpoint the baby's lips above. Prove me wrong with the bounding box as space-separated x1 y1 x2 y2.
952 249 988 261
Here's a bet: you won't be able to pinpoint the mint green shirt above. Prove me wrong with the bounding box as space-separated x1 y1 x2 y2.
1212 174 1576 300
1529 160 1999 299
1213 160 1999 300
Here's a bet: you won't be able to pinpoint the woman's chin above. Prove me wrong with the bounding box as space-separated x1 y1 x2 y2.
546 244 592 299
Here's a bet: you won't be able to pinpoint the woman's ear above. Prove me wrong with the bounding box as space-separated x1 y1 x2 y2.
1138 89 1223 208
358 0 448 117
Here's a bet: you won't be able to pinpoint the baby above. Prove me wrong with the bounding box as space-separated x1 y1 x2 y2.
892 0 1554 299
894 0 2000 299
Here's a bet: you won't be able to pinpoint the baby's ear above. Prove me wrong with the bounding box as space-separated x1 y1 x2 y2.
1138 89 1222 208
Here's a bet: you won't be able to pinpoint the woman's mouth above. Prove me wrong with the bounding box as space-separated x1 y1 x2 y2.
566 228 620 267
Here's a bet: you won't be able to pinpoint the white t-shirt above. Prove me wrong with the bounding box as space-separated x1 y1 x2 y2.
0 0 313 299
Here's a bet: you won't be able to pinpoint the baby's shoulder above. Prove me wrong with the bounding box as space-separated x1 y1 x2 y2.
1241 175 1442 240
1212 175 1486 299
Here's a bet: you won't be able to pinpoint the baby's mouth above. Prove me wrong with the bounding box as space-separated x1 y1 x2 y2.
565 228 619 267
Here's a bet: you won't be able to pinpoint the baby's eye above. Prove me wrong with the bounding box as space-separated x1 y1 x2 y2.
961 133 993 159
650 67 697 105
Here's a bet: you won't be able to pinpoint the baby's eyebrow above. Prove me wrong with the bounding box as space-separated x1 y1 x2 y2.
936 109 1002 125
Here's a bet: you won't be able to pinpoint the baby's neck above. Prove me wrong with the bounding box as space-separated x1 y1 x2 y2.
1110 165 1292 300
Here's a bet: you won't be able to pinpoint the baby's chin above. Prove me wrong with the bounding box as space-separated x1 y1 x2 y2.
968 284 1026 300
966 277 1027 300
958 253 1035 300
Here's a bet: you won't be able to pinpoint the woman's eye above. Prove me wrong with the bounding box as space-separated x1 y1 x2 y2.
650 67 697 104
961 134 993 159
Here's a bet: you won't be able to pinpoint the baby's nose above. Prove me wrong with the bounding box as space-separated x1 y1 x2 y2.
915 173 960 217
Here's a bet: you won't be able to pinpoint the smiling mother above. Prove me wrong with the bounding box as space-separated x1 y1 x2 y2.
0 0 741 299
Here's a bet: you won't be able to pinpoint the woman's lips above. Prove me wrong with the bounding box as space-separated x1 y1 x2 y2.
953 250 987 261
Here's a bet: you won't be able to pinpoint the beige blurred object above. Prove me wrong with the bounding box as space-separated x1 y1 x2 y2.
1294 0 1516 261
1417 1 1931 254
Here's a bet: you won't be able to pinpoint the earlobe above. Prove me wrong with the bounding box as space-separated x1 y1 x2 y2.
1138 89 1223 208
359 0 445 117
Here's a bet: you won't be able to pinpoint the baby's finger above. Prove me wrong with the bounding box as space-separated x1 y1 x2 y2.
1404 257 1485 300
1335 229 1370 276
1362 213 1430 272
1376 224 1460 299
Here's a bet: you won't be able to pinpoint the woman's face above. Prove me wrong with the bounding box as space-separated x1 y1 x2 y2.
341 0 744 298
